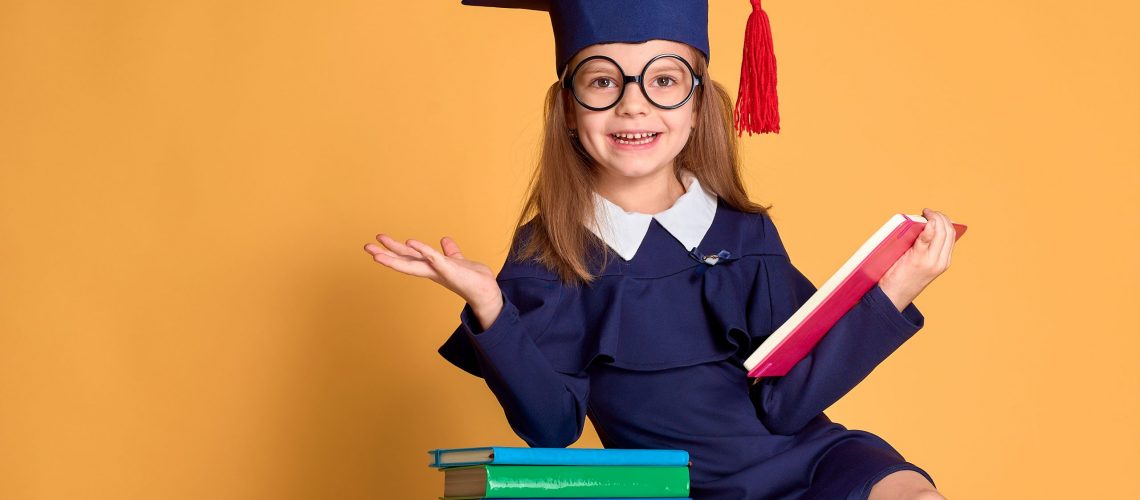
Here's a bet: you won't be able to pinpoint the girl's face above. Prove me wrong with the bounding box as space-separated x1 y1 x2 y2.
564 39 700 180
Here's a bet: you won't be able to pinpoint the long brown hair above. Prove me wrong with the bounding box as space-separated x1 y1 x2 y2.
508 49 773 287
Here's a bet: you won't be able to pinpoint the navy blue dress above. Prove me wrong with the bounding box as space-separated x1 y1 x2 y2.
438 200 937 499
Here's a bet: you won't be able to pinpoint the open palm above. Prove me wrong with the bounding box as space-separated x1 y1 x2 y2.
364 234 500 308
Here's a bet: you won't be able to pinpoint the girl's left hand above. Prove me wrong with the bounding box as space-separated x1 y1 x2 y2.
878 207 956 312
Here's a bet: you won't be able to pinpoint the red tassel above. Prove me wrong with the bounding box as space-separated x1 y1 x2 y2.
734 0 780 136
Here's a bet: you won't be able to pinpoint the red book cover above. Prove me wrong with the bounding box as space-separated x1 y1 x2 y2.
744 213 967 379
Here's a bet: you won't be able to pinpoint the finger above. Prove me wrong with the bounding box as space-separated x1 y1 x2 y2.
406 239 452 273
364 242 398 259
441 236 465 260
937 212 954 266
924 209 946 268
366 247 440 279
918 209 936 246
945 215 956 265
376 233 423 259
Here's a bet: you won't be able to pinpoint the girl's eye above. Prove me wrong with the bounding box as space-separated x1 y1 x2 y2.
590 77 617 88
653 76 677 87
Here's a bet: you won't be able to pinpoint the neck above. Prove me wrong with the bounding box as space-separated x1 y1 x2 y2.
595 166 686 215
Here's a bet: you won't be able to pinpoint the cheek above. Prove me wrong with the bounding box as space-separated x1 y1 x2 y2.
578 115 608 135
665 114 696 140
668 128 694 152
664 106 695 130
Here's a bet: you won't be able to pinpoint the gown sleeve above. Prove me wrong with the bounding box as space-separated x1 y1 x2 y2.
747 216 926 436
436 227 590 449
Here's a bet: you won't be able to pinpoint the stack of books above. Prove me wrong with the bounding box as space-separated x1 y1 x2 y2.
427 446 692 499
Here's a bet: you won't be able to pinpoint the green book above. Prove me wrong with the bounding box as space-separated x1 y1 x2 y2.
438 464 690 498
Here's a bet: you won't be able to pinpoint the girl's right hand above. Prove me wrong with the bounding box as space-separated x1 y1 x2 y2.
363 234 503 323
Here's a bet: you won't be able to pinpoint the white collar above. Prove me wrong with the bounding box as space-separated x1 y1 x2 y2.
586 169 719 261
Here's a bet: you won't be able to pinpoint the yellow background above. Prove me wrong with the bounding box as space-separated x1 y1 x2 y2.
2 1 1137 498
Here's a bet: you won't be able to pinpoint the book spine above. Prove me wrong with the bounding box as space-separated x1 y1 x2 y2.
484 465 689 497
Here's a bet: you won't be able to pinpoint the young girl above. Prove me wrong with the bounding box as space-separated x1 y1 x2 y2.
365 2 956 499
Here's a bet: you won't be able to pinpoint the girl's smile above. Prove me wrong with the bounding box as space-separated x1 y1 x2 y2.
607 130 663 150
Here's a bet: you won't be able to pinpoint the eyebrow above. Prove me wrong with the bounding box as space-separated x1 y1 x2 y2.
566 53 694 78
579 67 618 76
579 55 691 67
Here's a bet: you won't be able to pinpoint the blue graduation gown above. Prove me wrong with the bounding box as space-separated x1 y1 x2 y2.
437 200 937 499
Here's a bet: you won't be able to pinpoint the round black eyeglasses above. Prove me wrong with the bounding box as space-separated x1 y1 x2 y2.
561 53 703 111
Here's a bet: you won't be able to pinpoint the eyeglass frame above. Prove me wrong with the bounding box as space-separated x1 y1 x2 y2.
560 53 703 111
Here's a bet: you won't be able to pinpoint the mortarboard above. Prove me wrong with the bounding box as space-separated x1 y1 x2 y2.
461 0 780 135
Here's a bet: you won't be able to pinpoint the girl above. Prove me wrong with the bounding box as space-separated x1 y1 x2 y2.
365 2 956 499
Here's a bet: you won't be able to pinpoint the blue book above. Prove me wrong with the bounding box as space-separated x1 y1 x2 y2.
427 446 691 468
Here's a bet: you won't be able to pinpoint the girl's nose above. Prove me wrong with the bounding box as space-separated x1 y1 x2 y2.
614 83 651 117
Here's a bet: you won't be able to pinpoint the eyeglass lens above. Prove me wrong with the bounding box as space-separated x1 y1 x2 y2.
570 56 695 109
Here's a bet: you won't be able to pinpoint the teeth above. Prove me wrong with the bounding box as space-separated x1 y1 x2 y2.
612 132 658 145
612 132 658 139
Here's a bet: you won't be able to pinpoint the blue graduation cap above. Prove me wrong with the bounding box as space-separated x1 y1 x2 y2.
461 0 780 135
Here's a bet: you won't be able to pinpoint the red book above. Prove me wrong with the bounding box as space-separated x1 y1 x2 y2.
744 213 968 379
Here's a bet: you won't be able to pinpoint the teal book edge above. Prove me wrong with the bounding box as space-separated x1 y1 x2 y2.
427 446 690 468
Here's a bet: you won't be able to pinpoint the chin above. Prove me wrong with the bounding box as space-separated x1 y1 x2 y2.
597 161 672 179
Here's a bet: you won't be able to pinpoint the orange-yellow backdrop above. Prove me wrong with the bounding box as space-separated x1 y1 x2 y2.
2 1 1138 498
